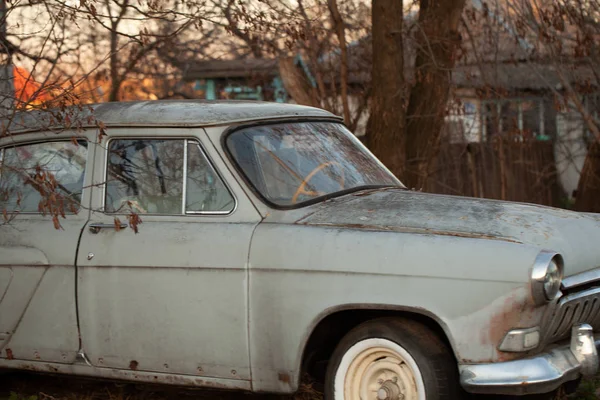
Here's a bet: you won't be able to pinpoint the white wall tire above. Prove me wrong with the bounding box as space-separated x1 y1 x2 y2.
325 317 463 400
334 338 425 400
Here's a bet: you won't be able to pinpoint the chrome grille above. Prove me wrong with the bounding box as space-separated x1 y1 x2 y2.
544 287 600 342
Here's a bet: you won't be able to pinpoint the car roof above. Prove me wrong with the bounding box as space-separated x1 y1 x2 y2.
1 100 341 135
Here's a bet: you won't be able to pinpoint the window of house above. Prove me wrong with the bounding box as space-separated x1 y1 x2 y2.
0 140 88 213
521 100 540 138
444 100 481 143
105 139 234 215
482 98 556 142
501 101 520 135
482 101 499 139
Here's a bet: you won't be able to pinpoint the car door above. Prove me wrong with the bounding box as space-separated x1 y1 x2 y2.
76 127 261 383
0 131 94 364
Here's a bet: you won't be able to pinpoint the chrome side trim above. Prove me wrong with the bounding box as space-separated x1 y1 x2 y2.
460 324 599 395
75 349 92 366
0 148 4 181
562 267 600 291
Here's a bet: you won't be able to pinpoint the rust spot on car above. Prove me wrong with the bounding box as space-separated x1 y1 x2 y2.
278 372 291 384
299 222 522 244
129 360 139 370
5 348 13 360
13 362 58 373
487 293 523 346
484 286 546 362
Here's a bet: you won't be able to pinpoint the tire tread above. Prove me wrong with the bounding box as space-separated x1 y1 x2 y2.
324 317 464 400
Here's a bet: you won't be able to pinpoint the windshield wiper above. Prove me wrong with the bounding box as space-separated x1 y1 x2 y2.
320 184 404 202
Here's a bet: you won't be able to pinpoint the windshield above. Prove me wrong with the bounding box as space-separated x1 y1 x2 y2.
226 121 401 207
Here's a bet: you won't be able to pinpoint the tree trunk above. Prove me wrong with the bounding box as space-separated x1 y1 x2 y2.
0 63 13 117
0 0 14 117
328 0 351 126
404 0 466 190
366 0 406 178
575 140 600 213
278 56 319 107
109 27 120 102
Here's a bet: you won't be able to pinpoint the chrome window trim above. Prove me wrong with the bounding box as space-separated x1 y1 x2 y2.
0 147 4 182
562 267 600 291
0 138 89 215
102 136 237 217
184 140 237 216
181 139 188 214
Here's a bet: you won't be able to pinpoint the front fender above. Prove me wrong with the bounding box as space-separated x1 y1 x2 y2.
248 223 545 393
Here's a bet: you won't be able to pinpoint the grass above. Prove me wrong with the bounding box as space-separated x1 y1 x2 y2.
2 372 600 399
566 376 600 400
0 372 323 400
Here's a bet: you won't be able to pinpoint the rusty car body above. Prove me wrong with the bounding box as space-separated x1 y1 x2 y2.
1 100 599 399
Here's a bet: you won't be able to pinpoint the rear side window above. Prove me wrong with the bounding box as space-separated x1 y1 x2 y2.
105 139 234 215
0 140 88 213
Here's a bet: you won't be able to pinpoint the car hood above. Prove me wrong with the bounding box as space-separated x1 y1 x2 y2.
296 188 600 277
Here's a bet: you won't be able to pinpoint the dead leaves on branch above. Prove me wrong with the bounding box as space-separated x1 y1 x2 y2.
126 211 142 233
0 165 82 230
30 165 79 230
113 207 143 234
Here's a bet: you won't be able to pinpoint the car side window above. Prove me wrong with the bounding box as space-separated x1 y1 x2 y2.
105 139 234 215
186 142 235 213
0 140 88 213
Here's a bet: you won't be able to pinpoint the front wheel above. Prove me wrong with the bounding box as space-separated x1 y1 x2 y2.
324 317 463 400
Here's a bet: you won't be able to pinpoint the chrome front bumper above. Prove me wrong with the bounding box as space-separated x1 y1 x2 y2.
460 324 599 395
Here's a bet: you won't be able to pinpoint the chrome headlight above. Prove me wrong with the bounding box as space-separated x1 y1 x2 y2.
531 250 564 306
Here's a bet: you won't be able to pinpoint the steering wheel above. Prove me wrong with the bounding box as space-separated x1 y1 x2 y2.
291 161 345 204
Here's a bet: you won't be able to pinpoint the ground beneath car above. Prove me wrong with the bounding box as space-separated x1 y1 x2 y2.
0 372 321 400
1 371 598 400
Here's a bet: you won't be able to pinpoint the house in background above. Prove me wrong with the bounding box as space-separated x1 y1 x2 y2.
178 0 598 204
182 52 594 201
449 62 596 199
182 58 288 103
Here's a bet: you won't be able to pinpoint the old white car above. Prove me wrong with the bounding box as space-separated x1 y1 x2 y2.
1 100 599 400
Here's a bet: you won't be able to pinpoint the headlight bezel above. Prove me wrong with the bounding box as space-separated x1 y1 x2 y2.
531 250 564 306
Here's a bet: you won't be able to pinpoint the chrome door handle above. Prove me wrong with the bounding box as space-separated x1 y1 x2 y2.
88 223 128 234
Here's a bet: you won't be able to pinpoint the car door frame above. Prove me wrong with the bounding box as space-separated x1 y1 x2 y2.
75 126 262 389
0 128 96 365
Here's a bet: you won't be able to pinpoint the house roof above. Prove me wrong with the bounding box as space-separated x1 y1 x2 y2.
453 62 597 90
0 100 340 135
183 59 279 81
177 3 596 93
180 56 595 92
